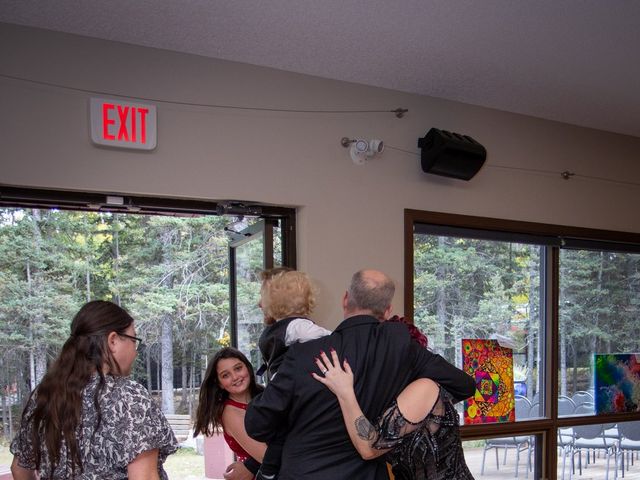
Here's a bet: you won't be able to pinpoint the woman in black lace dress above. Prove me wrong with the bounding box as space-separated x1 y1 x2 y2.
313 348 474 480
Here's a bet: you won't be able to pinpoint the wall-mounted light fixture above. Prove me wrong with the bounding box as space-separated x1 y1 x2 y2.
340 137 385 165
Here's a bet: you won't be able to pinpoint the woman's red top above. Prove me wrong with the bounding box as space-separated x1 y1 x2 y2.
222 398 252 462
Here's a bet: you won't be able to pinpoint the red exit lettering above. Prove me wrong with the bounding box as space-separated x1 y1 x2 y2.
102 103 149 144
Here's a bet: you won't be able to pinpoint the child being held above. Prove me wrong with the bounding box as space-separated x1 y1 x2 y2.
255 269 331 480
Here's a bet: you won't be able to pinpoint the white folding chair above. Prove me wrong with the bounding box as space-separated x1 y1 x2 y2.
571 390 594 408
558 396 577 479
481 396 532 477
569 404 618 480
619 421 640 477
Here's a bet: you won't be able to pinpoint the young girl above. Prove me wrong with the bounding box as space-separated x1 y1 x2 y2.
193 347 266 479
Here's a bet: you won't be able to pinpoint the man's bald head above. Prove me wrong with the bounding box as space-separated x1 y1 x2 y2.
345 269 395 319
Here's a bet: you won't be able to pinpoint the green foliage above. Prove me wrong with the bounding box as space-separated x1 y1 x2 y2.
414 235 539 362
0 208 244 398
414 231 640 397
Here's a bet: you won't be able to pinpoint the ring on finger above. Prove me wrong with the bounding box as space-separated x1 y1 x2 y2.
320 367 328 375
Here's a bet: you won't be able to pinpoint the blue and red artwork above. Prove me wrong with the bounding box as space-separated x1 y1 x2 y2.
595 353 640 414
462 339 515 424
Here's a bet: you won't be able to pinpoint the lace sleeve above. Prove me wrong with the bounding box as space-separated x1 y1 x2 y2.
371 401 425 450
371 389 446 450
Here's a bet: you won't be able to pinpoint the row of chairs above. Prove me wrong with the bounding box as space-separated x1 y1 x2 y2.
527 388 594 405
558 395 640 480
480 393 640 479
481 395 536 477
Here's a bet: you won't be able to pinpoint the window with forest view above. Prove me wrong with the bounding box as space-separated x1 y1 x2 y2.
410 211 640 480
559 249 640 411
413 231 543 413
0 206 286 477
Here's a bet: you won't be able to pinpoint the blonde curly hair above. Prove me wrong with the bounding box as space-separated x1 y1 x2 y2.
260 270 316 322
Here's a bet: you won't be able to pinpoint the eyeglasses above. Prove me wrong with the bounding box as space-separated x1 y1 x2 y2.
118 333 143 351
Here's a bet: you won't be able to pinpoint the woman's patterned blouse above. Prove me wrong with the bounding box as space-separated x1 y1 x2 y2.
11 374 179 479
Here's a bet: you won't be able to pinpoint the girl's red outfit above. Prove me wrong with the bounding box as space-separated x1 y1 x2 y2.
223 398 253 462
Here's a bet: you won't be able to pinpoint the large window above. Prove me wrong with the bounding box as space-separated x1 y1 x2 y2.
0 187 295 475
559 249 640 405
414 228 543 408
407 210 640 480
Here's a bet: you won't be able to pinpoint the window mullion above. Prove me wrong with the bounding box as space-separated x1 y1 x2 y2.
546 246 560 480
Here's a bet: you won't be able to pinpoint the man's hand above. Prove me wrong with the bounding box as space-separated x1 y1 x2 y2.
223 461 254 480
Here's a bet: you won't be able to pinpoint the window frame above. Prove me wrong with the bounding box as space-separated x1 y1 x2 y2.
0 184 297 356
405 209 640 480
0 186 296 267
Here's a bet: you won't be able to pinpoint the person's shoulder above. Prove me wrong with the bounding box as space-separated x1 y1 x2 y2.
376 321 415 348
221 400 247 432
276 316 303 330
222 400 247 417
261 317 292 340
287 317 329 330
379 319 412 335
286 317 331 342
94 377 158 426
110 376 153 402
112 375 147 390
284 333 330 357
287 317 312 328
18 389 38 419
261 319 282 334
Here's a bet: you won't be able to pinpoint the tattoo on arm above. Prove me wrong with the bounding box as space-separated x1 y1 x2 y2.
355 415 376 441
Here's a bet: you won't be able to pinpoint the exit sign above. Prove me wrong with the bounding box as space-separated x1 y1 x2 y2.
90 98 157 150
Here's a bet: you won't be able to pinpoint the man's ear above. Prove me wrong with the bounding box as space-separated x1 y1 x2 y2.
342 291 349 310
382 305 393 320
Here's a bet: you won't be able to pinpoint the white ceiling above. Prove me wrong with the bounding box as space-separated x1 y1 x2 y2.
2 0 640 138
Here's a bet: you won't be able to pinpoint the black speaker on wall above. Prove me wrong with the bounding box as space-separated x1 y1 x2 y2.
417 128 486 181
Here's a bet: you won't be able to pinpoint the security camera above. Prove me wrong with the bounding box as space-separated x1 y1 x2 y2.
369 139 384 154
354 139 368 153
350 139 370 165
345 137 385 165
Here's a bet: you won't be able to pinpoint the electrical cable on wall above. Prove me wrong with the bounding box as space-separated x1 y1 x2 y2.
3 73 638 188
0 73 408 118
385 144 640 188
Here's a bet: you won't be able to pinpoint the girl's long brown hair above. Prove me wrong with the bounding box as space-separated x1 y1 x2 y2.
193 347 263 437
26 300 134 476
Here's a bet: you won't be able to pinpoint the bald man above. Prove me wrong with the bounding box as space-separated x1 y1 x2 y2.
245 269 474 480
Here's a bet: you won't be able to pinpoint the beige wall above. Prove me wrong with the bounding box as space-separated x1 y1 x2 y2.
2 23 640 328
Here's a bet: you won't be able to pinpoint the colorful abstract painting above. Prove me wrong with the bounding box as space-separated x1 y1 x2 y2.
462 339 515 424
594 353 640 414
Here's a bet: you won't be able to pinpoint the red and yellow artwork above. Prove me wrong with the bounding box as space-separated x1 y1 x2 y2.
462 339 515 424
